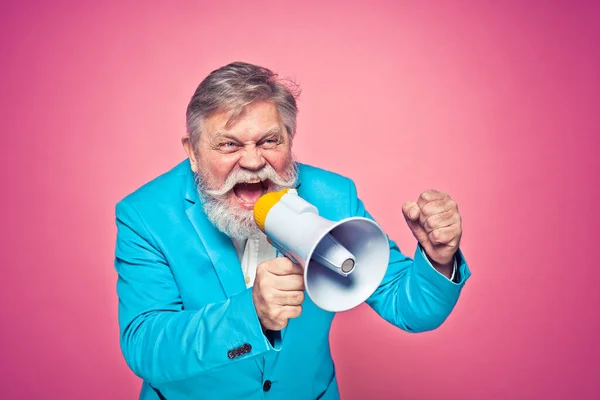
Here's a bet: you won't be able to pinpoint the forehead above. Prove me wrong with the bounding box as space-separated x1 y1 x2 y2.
202 101 284 140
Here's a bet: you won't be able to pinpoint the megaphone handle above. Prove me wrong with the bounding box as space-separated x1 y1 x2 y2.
269 238 302 266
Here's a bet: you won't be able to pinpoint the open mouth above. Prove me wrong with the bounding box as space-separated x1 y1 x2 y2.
232 179 269 209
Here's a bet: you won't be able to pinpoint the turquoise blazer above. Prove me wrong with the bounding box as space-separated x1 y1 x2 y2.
114 160 471 400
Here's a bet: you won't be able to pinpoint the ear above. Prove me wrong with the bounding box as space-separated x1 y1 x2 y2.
181 135 198 173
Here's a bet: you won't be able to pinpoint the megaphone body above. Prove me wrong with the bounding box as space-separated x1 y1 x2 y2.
254 189 390 312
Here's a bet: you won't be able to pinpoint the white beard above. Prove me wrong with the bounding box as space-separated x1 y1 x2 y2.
194 161 299 240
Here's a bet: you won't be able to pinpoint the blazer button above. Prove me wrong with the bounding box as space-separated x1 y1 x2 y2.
243 343 252 352
227 351 235 359
263 380 272 392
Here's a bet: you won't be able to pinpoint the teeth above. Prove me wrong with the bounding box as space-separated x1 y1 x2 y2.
246 179 261 184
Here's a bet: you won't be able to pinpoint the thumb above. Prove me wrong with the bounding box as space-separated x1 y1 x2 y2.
402 201 429 245
402 201 420 222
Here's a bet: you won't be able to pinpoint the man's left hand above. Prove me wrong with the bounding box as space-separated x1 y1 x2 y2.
402 190 462 268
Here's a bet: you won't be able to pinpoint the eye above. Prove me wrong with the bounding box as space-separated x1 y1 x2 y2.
218 141 239 152
261 138 280 148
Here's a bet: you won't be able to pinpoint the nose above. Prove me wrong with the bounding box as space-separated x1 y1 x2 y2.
239 145 266 171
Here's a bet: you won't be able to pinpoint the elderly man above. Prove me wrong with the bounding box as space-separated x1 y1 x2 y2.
114 62 471 400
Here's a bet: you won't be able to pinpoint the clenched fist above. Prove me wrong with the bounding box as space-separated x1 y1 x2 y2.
252 257 305 331
402 190 462 270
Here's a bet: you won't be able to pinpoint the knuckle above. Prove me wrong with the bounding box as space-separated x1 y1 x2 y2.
455 225 463 237
256 263 265 274
296 279 306 291
264 291 275 304
280 258 293 271
452 213 461 226
435 199 447 210
257 261 270 275
421 205 434 219
438 230 450 243
272 308 283 321
425 215 438 231
440 231 447 242
451 234 461 247
424 189 437 199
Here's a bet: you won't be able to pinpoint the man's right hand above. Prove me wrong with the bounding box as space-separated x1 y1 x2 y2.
252 257 305 331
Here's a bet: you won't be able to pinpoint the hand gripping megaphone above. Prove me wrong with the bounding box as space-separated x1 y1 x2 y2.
254 188 390 312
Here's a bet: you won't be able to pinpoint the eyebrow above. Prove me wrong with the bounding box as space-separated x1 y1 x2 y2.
213 128 284 142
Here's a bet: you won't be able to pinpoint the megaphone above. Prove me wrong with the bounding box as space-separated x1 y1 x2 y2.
254 188 390 312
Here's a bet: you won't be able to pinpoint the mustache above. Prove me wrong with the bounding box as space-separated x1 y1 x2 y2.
199 163 298 198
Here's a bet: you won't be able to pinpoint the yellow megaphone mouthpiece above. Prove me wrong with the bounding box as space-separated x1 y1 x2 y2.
253 188 290 233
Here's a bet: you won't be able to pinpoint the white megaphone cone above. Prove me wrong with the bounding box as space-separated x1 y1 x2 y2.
254 188 390 312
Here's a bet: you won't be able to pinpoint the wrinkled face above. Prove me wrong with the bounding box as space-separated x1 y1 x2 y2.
183 100 298 239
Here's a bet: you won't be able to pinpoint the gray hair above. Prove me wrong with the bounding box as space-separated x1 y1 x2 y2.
186 61 301 149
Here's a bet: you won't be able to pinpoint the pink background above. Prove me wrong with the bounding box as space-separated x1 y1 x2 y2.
1 1 599 399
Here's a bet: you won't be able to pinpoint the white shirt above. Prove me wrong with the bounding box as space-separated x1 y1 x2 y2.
231 233 277 288
231 233 456 289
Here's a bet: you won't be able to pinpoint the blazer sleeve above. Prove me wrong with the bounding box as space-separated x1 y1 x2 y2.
347 180 472 332
114 199 277 385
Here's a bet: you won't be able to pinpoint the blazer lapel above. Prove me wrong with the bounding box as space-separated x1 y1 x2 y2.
183 168 246 299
